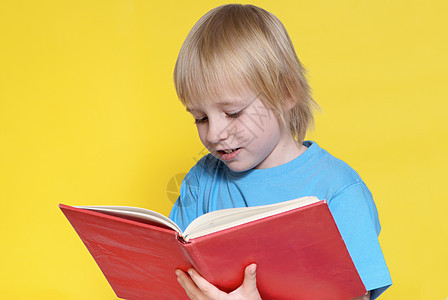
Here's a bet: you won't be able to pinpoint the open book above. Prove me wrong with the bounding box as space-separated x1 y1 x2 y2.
59 197 366 300
75 196 319 242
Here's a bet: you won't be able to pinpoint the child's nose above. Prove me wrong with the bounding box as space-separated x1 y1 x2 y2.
206 118 229 144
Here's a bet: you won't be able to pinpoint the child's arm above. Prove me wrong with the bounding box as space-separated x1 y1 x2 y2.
175 264 261 300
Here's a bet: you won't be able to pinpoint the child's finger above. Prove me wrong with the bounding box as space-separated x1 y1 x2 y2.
176 269 205 300
187 268 224 299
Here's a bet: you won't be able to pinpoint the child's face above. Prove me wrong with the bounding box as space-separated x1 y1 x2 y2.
186 89 302 172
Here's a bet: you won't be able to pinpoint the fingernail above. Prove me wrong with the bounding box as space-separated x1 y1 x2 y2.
188 269 193 276
251 264 257 275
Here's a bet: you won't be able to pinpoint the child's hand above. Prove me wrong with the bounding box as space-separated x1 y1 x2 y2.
175 263 262 300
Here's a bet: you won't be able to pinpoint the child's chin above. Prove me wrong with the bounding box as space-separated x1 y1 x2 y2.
222 161 252 173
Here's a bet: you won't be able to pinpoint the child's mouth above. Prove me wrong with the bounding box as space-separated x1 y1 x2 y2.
217 147 242 160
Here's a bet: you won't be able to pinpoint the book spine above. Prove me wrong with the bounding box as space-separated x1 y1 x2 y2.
179 239 210 276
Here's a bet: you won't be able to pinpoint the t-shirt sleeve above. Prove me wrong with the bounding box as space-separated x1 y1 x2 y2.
328 182 392 299
169 162 201 232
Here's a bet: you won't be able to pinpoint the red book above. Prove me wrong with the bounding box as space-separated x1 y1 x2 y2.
59 197 366 300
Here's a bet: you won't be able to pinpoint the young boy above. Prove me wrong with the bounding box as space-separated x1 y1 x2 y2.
169 4 391 299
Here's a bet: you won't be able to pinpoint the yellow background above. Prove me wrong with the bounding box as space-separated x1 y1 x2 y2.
1 1 446 299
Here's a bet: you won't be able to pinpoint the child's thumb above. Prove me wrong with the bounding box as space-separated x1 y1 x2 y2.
242 263 257 288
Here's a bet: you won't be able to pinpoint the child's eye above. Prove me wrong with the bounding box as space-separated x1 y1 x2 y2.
194 116 208 124
226 110 243 119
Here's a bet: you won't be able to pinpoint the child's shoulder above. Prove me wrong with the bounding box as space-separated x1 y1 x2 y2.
307 141 364 186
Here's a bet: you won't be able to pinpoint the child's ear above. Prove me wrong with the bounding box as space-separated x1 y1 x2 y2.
285 94 297 111
282 85 296 111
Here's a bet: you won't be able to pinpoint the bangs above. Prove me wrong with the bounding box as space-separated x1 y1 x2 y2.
176 50 256 107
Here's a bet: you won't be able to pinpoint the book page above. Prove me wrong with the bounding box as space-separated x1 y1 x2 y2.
76 205 182 234
183 196 320 241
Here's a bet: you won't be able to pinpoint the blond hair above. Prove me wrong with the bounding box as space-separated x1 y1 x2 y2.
174 4 317 143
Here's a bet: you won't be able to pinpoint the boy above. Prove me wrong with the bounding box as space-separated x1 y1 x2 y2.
169 4 391 299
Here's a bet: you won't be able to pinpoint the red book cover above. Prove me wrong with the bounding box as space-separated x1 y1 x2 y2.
59 201 366 300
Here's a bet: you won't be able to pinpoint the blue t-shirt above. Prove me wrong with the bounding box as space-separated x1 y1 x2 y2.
170 141 392 299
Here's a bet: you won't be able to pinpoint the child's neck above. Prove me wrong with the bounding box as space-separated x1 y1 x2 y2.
254 135 307 170
280 138 307 165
